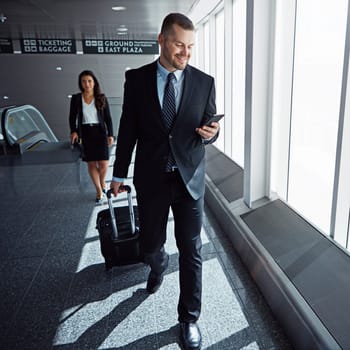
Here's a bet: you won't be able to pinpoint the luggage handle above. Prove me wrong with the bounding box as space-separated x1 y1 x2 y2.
106 185 136 240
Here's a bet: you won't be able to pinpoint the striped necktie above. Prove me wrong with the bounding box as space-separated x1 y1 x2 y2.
162 72 177 171
162 73 176 130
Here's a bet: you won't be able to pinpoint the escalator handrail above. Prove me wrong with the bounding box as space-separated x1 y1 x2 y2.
1 105 16 146
1 104 58 148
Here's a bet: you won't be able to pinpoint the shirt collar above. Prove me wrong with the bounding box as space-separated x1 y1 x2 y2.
157 60 183 81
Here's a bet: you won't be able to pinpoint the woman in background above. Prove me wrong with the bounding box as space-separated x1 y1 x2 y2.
69 70 114 203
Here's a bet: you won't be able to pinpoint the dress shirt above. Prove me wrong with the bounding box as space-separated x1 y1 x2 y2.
156 60 184 112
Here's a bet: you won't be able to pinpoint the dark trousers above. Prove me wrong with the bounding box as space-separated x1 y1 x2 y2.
136 170 203 322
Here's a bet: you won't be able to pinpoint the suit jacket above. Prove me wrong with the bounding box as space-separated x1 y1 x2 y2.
113 61 217 200
69 93 114 138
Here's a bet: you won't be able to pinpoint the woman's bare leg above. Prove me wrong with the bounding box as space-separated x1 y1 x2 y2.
98 160 109 191
87 161 103 198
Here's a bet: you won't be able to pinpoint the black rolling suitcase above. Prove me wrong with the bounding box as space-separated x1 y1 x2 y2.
96 185 142 270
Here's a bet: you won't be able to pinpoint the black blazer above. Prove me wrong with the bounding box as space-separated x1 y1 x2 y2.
69 93 114 138
113 61 217 200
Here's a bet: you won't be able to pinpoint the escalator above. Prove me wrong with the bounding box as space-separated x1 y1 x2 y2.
0 105 80 165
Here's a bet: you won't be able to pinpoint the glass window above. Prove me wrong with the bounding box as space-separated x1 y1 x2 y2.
215 9 225 152
231 0 246 167
287 0 348 234
204 21 210 74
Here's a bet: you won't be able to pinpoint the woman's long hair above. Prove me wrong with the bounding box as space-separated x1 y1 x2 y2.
78 70 106 110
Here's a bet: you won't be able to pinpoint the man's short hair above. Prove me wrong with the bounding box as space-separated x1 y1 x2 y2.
161 13 195 36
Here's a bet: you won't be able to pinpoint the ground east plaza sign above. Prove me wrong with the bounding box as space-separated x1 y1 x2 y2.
20 39 76 53
82 39 159 54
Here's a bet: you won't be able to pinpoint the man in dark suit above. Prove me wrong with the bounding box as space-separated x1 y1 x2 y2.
110 13 220 350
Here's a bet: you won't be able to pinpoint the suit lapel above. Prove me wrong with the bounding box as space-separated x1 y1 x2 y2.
178 66 194 116
147 61 168 132
148 62 162 113
174 66 194 127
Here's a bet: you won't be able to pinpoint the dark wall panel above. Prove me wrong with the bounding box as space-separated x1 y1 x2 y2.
0 54 155 139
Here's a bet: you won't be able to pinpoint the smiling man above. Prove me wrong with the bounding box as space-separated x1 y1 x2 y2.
110 13 220 350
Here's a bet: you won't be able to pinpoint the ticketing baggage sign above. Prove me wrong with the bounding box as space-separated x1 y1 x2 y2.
20 39 76 54
82 39 159 54
0 38 13 53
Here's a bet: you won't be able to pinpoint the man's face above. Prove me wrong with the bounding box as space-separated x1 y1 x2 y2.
158 23 195 71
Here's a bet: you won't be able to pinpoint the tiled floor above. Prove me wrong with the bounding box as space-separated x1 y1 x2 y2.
0 147 292 349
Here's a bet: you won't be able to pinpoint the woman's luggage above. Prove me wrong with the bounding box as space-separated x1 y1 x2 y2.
96 185 142 270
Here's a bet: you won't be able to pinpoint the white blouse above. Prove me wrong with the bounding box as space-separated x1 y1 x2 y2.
82 97 99 124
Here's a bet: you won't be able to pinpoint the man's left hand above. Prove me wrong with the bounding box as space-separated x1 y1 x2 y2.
195 122 220 140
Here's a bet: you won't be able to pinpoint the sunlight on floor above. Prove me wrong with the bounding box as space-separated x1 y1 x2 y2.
53 257 251 348
53 190 253 349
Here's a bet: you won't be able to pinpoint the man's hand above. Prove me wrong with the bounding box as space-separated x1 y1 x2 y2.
195 121 220 140
110 181 125 197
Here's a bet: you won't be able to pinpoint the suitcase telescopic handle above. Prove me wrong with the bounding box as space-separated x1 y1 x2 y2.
106 186 136 240
106 185 131 198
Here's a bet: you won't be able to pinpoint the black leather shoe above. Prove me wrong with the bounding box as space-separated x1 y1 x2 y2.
146 253 169 294
146 271 164 294
180 322 202 350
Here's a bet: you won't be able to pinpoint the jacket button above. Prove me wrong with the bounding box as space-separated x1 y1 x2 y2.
169 135 173 139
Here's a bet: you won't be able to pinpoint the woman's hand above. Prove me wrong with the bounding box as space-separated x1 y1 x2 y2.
70 132 79 144
108 136 114 147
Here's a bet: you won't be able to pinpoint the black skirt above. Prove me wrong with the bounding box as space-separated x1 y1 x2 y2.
81 124 109 162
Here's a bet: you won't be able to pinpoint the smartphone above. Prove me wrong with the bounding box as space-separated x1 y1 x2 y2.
203 113 224 126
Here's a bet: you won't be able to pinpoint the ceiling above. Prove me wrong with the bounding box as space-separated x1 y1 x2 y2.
0 0 199 40
0 0 205 140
